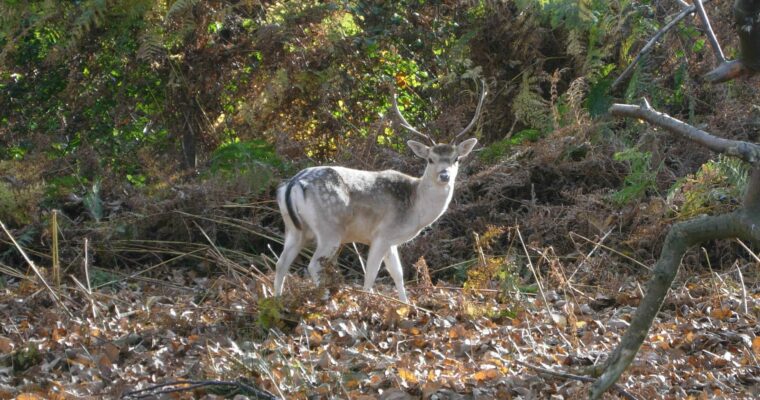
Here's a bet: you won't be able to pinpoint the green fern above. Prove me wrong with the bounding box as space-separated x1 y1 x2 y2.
512 73 552 133
611 148 659 206
668 155 749 219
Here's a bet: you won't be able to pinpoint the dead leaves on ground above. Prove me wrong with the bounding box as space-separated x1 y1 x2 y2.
0 273 759 399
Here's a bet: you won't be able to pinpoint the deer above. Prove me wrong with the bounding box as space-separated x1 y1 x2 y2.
273 83 487 302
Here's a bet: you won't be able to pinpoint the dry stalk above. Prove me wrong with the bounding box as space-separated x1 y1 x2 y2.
0 219 71 317
515 226 550 315
51 210 60 290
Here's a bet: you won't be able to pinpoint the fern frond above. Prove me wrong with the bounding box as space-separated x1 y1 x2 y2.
567 30 586 68
166 0 200 21
71 0 108 43
512 73 552 133
566 76 590 125
137 30 166 62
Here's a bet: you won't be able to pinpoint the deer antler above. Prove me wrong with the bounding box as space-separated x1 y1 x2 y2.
453 79 487 141
392 92 436 145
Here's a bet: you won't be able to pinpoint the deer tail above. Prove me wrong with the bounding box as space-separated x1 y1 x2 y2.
282 172 305 230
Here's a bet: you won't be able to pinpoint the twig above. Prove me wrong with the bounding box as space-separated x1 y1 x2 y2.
515 360 640 400
736 238 760 264
351 242 366 274
52 210 60 289
568 227 615 283
121 379 279 399
693 0 725 63
735 261 749 315
569 232 652 271
612 0 714 92
84 238 97 319
0 219 72 317
515 226 551 315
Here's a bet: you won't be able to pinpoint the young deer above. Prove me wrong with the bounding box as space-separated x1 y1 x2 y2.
273 85 486 302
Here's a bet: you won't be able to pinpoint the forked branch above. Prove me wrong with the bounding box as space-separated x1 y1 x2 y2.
590 102 760 399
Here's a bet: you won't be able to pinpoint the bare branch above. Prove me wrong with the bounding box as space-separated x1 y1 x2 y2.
609 103 760 164
612 0 714 92
391 92 436 145
122 379 279 400
453 79 488 141
694 0 726 63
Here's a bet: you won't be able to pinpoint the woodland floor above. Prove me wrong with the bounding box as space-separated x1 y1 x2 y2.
1 257 759 399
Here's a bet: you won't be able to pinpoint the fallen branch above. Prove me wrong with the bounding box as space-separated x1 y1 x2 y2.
515 360 639 400
609 101 760 164
121 379 279 399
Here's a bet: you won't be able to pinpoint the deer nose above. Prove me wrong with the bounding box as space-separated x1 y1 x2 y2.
438 170 450 183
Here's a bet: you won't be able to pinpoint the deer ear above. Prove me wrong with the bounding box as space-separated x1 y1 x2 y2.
407 140 430 159
457 138 478 157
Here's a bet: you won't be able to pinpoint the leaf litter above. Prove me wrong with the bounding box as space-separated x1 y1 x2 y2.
0 261 759 399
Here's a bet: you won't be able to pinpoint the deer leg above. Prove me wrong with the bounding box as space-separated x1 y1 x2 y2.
307 236 340 285
274 231 305 296
364 241 389 291
383 246 408 303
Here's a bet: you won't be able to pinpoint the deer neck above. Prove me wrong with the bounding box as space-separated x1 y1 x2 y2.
411 169 455 228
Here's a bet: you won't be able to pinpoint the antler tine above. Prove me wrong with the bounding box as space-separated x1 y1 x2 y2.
392 92 436 145
454 79 488 141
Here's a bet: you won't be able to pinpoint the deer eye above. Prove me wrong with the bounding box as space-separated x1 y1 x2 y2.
427 158 434 163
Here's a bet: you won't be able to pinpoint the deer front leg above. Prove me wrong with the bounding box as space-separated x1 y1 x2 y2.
383 246 408 303
364 241 389 292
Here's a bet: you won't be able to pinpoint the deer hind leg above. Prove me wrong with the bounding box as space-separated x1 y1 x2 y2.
364 240 389 292
307 234 341 285
274 230 306 296
383 246 408 303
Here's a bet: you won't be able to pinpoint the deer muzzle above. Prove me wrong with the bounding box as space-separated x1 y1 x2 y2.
438 170 450 183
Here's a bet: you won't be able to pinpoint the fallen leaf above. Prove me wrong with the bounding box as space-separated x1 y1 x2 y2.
397 367 418 384
472 368 500 382
710 307 732 320
0 336 13 353
101 342 120 363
